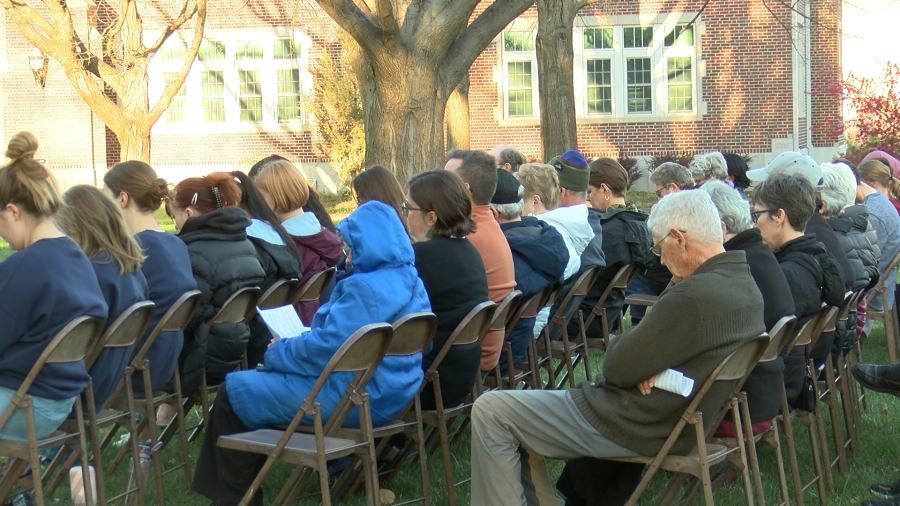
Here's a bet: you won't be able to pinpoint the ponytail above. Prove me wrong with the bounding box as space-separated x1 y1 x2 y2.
231 171 302 263
891 177 900 202
0 132 61 216
172 172 241 212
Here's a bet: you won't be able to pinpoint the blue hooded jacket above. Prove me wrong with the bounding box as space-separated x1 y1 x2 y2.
226 201 431 429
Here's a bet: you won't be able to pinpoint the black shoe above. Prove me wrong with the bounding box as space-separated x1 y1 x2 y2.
863 494 900 506
872 480 900 497
852 363 900 397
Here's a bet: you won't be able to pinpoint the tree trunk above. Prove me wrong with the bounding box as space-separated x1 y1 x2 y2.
536 0 579 160
446 72 470 152
358 53 449 188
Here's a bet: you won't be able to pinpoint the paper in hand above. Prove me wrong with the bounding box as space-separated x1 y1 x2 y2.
653 369 695 397
257 305 310 340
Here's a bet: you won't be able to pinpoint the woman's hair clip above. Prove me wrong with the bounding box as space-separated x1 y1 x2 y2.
190 192 199 207
211 186 224 209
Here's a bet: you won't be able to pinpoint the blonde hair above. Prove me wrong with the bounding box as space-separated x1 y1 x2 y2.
251 159 310 213
0 132 61 216
515 163 559 210
55 185 145 275
859 160 900 201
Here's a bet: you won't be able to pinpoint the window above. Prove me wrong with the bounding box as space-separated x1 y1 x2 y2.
504 31 533 52
584 28 613 49
665 24 694 46
586 59 612 114
202 71 225 122
277 69 303 122
500 30 538 119
236 40 263 60
623 26 653 48
149 30 311 131
626 58 652 113
163 73 186 123
667 57 692 111
507 61 533 117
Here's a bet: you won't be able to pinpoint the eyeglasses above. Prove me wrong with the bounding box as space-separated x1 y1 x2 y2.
750 209 773 224
401 202 424 216
655 186 669 199
650 230 686 256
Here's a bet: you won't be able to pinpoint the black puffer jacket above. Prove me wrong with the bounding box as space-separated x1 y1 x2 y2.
177 208 265 394
246 220 303 367
774 234 845 406
827 205 881 354
572 205 652 338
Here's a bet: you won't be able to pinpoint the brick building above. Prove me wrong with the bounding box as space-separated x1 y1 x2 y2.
0 0 842 192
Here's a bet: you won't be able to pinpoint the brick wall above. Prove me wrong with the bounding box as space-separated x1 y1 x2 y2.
809 0 842 147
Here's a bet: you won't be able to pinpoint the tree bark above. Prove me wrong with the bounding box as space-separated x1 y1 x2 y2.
446 72 471 152
536 0 579 160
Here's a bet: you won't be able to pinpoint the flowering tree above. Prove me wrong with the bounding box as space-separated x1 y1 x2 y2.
824 62 900 162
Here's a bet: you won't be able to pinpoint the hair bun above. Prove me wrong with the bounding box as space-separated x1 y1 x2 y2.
5 132 38 162
149 177 169 202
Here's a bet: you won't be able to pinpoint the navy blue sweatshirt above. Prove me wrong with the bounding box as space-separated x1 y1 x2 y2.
88 252 149 411
0 237 107 400
132 230 197 390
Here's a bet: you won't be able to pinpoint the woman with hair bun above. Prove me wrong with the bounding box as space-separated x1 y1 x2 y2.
0 132 107 440
104 161 197 391
167 173 265 395
250 157 342 324
55 185 149 411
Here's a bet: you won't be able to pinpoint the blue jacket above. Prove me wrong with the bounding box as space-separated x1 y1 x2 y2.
226 201 430 429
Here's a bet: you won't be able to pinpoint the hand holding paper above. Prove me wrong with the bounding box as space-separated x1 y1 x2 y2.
257 305 310 341
653 369 695 397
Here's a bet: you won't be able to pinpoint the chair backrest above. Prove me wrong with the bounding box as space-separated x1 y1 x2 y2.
133 290 202 363
293 267 336 305
584 263 639 329
389 312 438 356
208 286 261 325
868 249 900 301
546 266 601 331
518 285 554 320
425 301 496 374
785 304 833 354
85 301 156 370
489 290 523 333
258 278 300 310
760 315 798 363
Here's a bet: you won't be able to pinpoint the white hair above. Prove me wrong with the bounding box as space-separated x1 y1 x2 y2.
490 200 525 220
821 168 848 217
647 189 724 245
691 152 728 184
700 180 752 235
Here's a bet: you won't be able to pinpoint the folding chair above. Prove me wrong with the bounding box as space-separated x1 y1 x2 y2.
490 286 553 390
217 322 394 506
103 290 202 503
536 267 601 389
865 249 900 361
0 315 105 506
258 278 300 309
607 334 769 506
417 301 495 506
292 267 336 310
45 302 156 506
188 286 261 442
482 290 523 390
778 305 834 506
728 316 798 506
582 263 639 350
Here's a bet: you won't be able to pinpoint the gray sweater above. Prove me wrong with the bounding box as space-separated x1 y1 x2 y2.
570 250 765 456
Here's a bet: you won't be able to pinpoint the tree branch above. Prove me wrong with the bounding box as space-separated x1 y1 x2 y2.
314 0 381 53
148 0 207 121
439 0 535 92
0 0 56 52
375 0 398 43
147 0 198 56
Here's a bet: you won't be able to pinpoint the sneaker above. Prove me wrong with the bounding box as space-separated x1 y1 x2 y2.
863 494 900 506
872 480 900 498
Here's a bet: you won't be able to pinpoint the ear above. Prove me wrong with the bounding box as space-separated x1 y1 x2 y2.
490 206 499 220
117 191 130 208
464 182 471 194
671 228 688 248
533 195 542 208
771 208 787 227
721 221 728 238
185 207 195 218
4 203 20 220
424 210 438 227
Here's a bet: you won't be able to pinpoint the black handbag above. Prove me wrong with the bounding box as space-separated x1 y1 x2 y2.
793 374 817 412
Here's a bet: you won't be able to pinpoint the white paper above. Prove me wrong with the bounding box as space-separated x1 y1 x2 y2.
257 305 310 340
654 369 695 397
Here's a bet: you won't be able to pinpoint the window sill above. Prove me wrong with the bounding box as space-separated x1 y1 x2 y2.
150 121 312 135
576 113 702 124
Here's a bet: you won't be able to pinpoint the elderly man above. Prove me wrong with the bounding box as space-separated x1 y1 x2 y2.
626 162 694 325
470 190 765 506
490 169 569 370
490 144 527 173
445 150 516 371
702 180 795 434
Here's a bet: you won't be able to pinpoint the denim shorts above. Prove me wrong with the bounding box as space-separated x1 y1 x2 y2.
0 386 76 442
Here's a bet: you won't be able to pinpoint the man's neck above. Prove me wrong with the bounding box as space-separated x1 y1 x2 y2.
496 216 521 225
559 198 586 208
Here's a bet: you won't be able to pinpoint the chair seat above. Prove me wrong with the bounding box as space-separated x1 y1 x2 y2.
609 443 732 471
0 431 80 460
550 340 580 355
62 409 126 429
218 429 363 459
624 294 659 307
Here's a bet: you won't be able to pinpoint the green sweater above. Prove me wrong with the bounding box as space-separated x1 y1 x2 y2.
570 250 765 456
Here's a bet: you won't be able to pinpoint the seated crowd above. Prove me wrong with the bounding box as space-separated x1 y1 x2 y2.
1 129 898 506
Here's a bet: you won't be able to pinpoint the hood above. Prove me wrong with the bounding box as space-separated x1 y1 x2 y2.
502 217 569 283
862 150 900 178
540 204 594 253
247 219 285 245
593 205 648 224
336 200 414 273
775 234 845 306
178 207 251 244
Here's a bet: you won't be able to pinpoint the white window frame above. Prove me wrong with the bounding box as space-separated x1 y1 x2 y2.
498 29 539 120
147 28 312 134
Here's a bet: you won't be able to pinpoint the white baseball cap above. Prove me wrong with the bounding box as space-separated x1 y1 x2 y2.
746 152 823 187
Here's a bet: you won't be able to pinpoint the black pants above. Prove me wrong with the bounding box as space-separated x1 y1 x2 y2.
556 458 644 506
191 385 265 506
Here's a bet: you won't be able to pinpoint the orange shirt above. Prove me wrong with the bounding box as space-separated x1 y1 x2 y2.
467 205 516 370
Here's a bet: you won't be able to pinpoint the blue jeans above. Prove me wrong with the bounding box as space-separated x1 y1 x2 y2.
624 276 656 321
0 386 75 442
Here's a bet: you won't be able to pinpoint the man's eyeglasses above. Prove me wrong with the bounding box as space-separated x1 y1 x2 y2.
655 186 670 199
401 202 424 216
650 230 686 256
750 209 772 224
